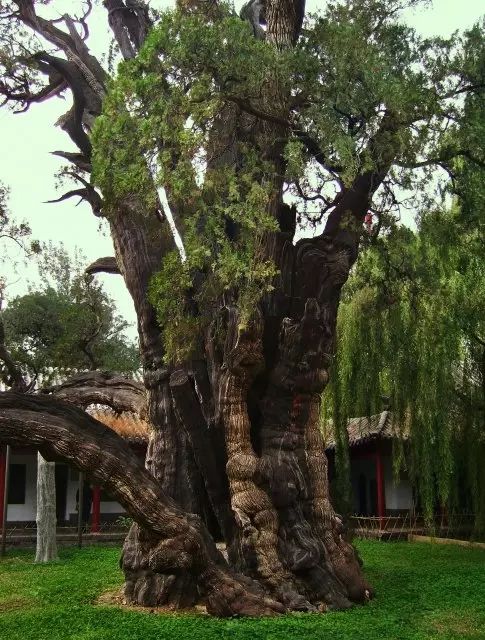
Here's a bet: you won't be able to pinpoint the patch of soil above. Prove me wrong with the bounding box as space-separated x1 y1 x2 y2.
0 597 32 613
95 589 208 616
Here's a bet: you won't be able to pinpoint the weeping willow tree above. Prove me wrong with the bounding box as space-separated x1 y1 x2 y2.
323 21 485 530
324 206 485 531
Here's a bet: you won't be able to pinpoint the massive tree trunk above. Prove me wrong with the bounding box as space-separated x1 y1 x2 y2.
35 453 58 563
0 0 382 615
0 392 283 617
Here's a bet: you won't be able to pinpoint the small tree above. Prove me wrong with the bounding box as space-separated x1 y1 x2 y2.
2 246 139 381
0 239 140 562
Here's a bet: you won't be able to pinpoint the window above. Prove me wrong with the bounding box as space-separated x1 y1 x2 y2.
8 464 27 504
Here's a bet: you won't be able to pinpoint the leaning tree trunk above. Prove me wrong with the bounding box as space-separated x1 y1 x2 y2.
35 452 58 563
0 393 283 617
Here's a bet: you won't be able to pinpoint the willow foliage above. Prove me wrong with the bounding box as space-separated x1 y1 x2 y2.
322 13 485 529
323 210 485 530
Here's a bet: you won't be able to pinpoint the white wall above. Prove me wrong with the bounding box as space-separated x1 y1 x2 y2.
6 453 37 521
65 466 78 521
100 501 125 514
384 457 413 511
65 467 125 520
6 454 125 523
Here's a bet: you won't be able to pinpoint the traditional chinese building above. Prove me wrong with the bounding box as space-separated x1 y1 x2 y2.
325 411 413 520
0 411 149 534
1 410 414 536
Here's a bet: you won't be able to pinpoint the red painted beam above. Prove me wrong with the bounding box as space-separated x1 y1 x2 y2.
0 447 6 534
375 450 386 527
91 486 101 533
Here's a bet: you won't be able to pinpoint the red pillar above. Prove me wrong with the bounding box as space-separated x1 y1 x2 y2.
0 447 6 533
375 449 386 528
91 486 101 533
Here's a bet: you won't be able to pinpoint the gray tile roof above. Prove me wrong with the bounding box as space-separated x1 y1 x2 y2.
324 411 407 449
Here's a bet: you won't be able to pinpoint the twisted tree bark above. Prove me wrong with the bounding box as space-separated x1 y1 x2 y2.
43 371 146 416
0 0 381 614
0 392 283 616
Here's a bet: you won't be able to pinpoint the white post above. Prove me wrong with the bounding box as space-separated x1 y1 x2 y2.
35 452 58 563
77 471 84 548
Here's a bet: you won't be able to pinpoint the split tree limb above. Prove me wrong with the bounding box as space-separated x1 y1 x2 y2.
103 0 152 60
85 257 121 275
42 370 146 417
51 151 91 173
170 369 233 539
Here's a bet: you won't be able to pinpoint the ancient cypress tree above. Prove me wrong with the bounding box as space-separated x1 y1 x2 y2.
0 0 484 616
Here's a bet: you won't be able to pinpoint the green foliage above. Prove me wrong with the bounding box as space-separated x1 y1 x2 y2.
93 8 282 362
324 28 485 527
91 3 484 362
1 246 139 383
323 207 485 527
1 542 485 639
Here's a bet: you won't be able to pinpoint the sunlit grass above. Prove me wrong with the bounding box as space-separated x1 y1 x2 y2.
0 541 484 640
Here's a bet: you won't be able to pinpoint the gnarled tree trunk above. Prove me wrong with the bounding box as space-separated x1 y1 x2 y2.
0 0 381 615
0 392 283 617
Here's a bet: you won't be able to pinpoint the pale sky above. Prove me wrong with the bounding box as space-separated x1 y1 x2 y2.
0 0 484 340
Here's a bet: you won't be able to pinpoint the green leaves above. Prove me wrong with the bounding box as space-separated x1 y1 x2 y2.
91 1 485 365
1 247 140 382
325 206 485 527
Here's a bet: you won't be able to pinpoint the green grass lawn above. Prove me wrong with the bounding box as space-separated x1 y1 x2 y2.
0 540 484 640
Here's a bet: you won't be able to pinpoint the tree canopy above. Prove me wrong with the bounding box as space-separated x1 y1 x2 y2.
86 1 485 362
323 66 485 526
1 245 140 386
324 205 485 527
